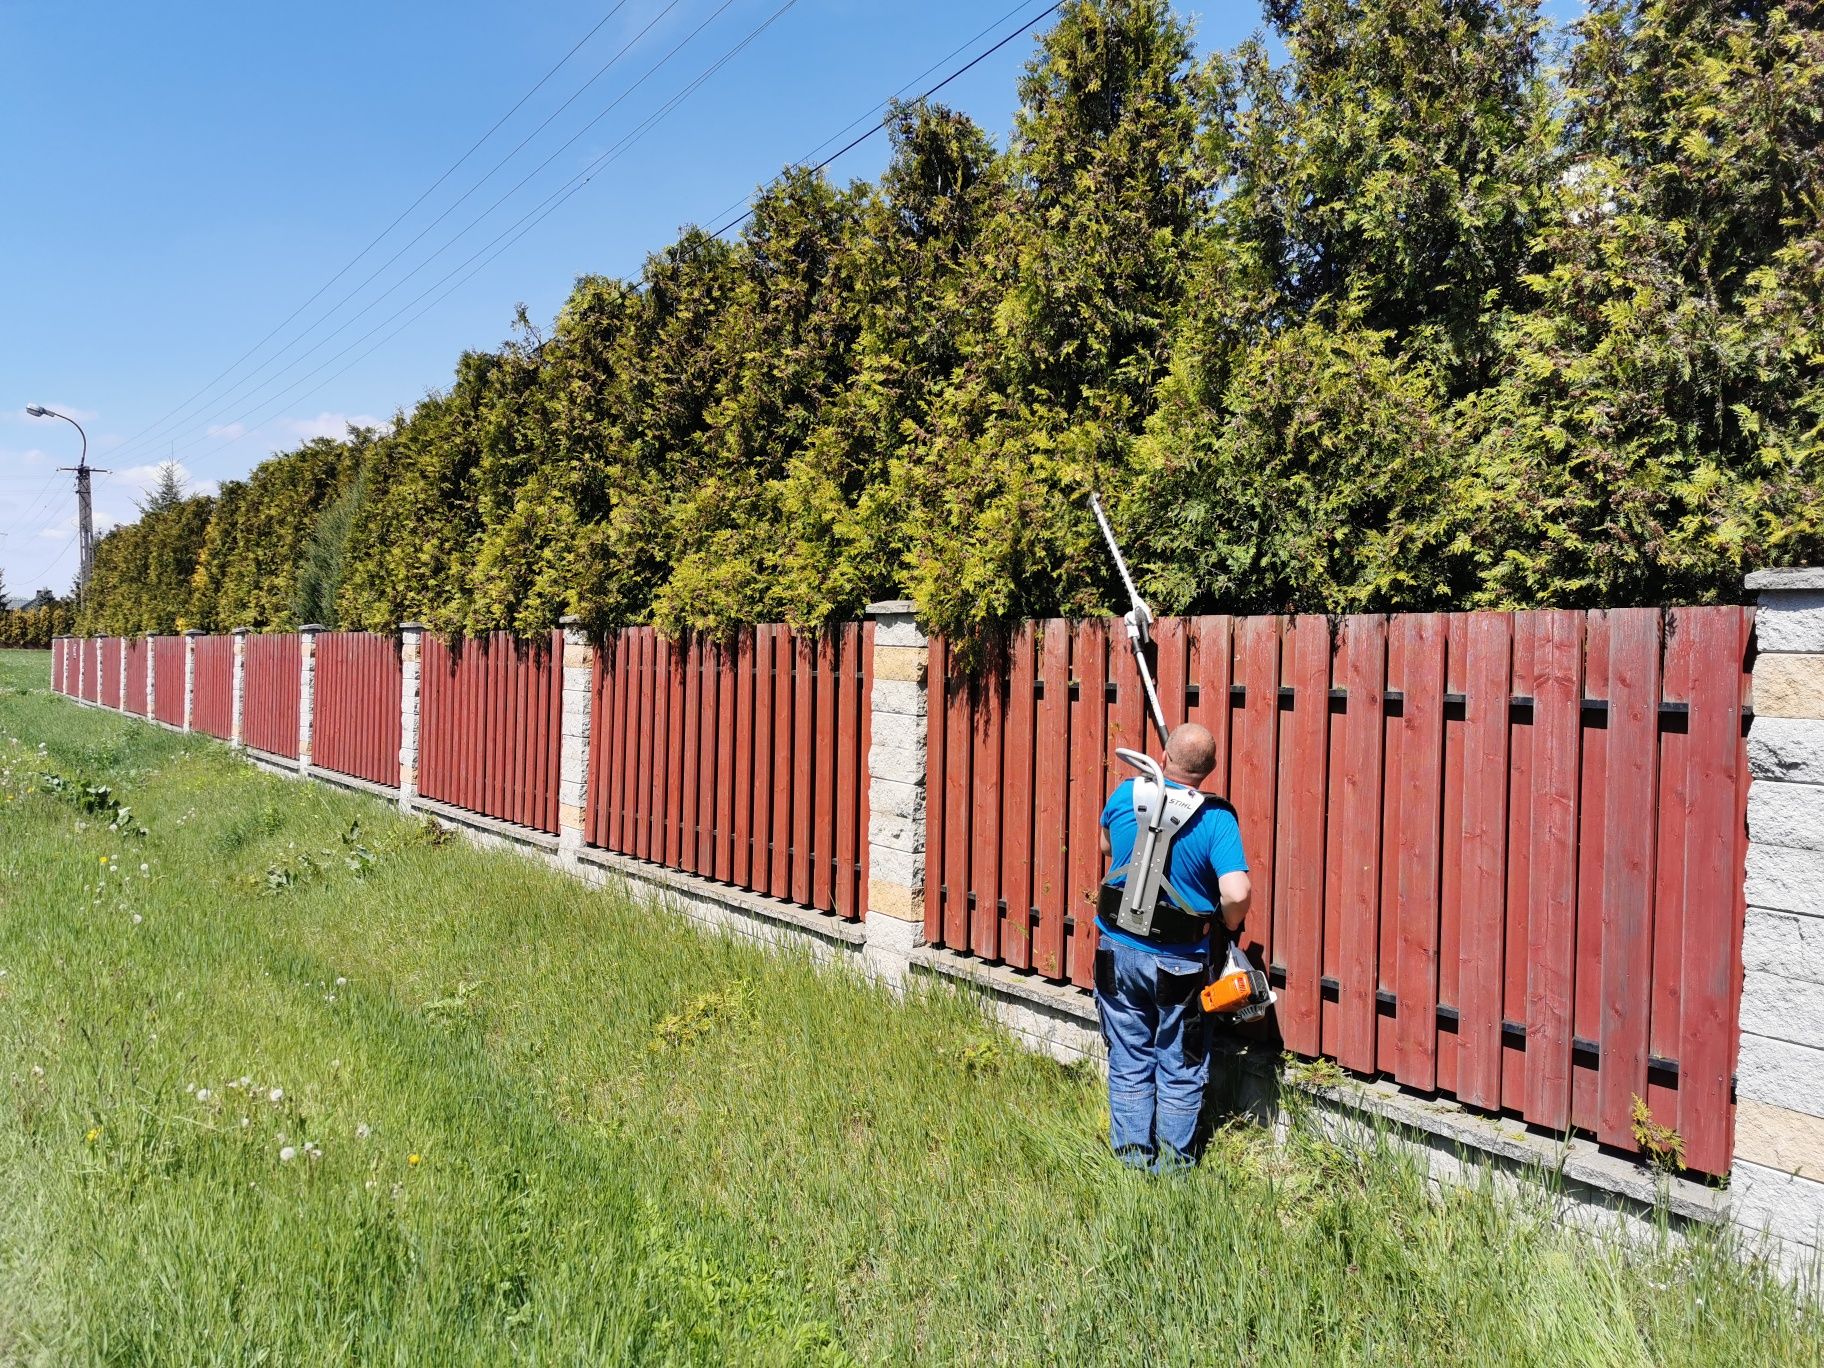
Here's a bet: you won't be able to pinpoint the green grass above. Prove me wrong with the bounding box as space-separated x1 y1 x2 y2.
0 646 1816 1364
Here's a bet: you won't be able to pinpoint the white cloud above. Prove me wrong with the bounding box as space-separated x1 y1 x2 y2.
280 411 388 442
207 422 249 440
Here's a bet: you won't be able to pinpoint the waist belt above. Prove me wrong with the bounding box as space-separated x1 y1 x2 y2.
1096 881 1212 945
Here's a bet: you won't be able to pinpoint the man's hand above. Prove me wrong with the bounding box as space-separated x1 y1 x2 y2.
1218 871 1251 934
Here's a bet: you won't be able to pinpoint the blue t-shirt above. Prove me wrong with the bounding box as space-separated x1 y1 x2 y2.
1099 778 1248 956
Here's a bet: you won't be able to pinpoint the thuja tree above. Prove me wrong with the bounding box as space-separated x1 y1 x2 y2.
78 0 1824 644
1125 0 1556 616
899 0 1212 645
1452 0 1824 606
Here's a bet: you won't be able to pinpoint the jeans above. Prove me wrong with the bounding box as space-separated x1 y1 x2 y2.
1095 938 1211 1169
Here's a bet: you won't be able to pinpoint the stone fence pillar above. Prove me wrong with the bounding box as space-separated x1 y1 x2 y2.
1733 568 1824 1269
230 629 250 748
557 618 593 867
143 633 157 719
297 625 322 775
399 624 423 811
182 629 203 732
862 601 928 986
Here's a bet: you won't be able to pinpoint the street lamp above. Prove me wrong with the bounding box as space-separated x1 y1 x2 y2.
25 404 102 593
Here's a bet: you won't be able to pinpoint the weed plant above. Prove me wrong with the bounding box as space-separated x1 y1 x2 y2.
0 651 1816 1364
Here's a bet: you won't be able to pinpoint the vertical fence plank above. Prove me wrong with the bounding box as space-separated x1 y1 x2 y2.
1030 625 1070 978
944 642 974 953
1503 615 1538 1111
751 628 776 891
1190 617 1234 807
769 630 794 896
733 631 755 888
814 634 838 910
1525 610 1584 1132
1154 617 1188 731
1066 620 1108 987
698 642 721 877
1599 607 1662 1148
1230 616 1281 970
1335 615 1387 1074
1458 612 1513 1111
1000 626 1036 969
791 633 815 906
1276 616 1330 1057
717 635 739 884
1572 614 1610 1134
680 637 702 874
1389 615 1444 1088
925 637 949 945
1649 609 1692 1129
1436 615 1468 1096
1675 608 1745 1174
660 642 682 868
971 666 1003 960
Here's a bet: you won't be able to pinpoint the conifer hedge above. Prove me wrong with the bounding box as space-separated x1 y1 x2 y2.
78 0 1824 644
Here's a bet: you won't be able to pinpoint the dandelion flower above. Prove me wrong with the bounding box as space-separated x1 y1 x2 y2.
279 1145 297 1162
268 1087 284 1103
98 855 108 865
85 1127 101 1144
407 1153 421 1167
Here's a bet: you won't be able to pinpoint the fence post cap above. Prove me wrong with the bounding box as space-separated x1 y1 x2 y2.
1746 567 1824 592
183 629 206 637
558 614 582 626
398 621 425 632
298 624 326 633
231 626 253 636
864 600 918 617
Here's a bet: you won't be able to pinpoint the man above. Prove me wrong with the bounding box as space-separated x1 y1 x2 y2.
1096 722 1251 1170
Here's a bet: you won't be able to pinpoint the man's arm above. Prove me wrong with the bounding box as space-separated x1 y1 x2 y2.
1217 871 1251 934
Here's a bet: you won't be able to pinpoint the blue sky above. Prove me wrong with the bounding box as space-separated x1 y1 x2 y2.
0 0 1288 597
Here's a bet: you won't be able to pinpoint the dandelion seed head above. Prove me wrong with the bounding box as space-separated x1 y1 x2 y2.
268 1087 284 1103
278 1145 297 1162
195 1088 211 1103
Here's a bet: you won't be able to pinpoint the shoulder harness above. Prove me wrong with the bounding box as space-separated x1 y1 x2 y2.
1098 747 1206 941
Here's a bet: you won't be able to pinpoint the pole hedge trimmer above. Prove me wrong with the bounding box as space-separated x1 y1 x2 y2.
1090 493 1273 1024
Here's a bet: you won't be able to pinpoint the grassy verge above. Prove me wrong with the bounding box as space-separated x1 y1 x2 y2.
0 648 1816 1364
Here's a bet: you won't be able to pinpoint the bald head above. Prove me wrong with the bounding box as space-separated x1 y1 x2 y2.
1162 723 1216 783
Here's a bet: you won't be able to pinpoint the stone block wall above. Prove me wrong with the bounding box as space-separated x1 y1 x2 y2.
1733 568 1824 1269
863 602 928 985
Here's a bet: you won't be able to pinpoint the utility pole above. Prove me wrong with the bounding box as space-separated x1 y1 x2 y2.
25 405 105 594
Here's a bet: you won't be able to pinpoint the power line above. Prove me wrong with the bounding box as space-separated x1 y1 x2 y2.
131 0 748 465
711 0 1062 238
158 0 804 468
106 2 639 466
699 0 1043 232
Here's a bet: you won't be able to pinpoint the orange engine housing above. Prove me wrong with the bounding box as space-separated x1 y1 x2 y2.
1200 964 1271 1016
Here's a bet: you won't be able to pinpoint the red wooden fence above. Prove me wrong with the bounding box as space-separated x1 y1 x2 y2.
585 624 874 920
153 637 186 727
312 632 402 787
78 638 99 703
243 634 301 758
191 636 235 740
123 638 148 715
419 632 561 834
925 606 1752 1176
51 639 64 694
99 638 121 709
